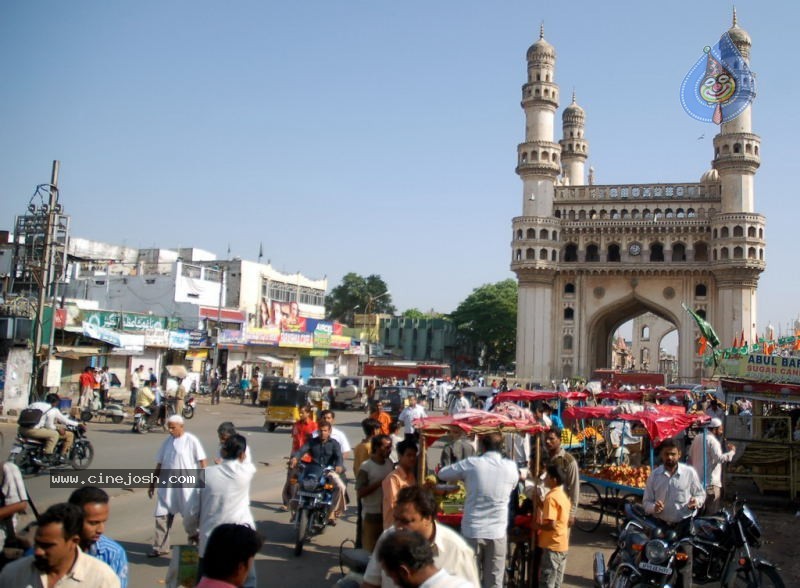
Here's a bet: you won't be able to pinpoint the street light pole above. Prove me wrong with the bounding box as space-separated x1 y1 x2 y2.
364 290 390 371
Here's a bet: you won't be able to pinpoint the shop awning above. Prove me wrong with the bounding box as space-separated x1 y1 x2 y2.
257 354 286 365
53 346 104 359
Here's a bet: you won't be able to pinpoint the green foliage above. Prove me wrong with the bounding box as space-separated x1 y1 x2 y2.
326 273 395 323
402 308 426 319
449 279 517 370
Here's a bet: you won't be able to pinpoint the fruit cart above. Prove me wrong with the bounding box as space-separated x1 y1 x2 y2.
492 389 600 463
413 410 547 588
563 403 709 533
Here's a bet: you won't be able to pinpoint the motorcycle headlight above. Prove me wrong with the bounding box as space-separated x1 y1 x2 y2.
644 540 669 564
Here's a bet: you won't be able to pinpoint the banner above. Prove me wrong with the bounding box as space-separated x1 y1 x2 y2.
169 330 190 350
719 353 800 384
245 326 281 345
279 331 313 348
76 309 168 332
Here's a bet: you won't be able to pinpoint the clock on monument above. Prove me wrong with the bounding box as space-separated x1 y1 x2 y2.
629 243 642 256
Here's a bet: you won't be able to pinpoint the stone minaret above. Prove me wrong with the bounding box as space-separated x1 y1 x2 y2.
559 92 588 186
517 24 561 216
710 9 764 349
512 25 562 383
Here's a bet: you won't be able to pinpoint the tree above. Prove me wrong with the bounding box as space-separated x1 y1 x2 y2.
402 308 426 319
449 279 517 372
326 273 395 324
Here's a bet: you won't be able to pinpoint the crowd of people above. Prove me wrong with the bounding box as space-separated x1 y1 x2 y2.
0 367 752 588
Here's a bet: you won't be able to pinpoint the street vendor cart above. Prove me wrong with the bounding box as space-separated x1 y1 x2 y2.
413 409 547 588
563 403 709 533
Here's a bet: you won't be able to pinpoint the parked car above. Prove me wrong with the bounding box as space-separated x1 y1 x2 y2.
307 377 340 399
372 386 416 418
332 376 379 410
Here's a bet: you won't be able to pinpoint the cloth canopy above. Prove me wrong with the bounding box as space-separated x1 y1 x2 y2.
414 409 546 446
562 404 708 444
494 389 588 403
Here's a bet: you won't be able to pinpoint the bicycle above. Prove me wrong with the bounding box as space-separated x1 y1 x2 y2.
574 479 641 534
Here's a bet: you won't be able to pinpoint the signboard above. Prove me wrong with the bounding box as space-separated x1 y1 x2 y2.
78 310 167 331
169 330 190 350
185 349 208 360
144 329 170 348
279 331 313 348
44 358 63 388
82 322 145 352
719 353 800 384
245 326 281 345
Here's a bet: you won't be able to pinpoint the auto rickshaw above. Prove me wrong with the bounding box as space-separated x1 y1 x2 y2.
264 382 309 431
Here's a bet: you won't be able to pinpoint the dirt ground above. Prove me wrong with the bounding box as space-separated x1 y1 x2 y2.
750 505 800 582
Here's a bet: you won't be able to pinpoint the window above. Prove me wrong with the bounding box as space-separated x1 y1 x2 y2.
564 308 574 321
733 225 744 237
563 335 573 350
564 243 578 262
607 243 621 262
526 248 536 260
721 227 729 238
747 226 756 238
672 243 686 262
539 248 548 260
527 228 536 239
516 229 523 240
564 283 575 294
695 283 707 297
641 326 650 340
650 243 665 262
540 229 549 239
586 244 600 262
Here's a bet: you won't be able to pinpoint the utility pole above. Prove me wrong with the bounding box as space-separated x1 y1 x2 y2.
32 160 60 398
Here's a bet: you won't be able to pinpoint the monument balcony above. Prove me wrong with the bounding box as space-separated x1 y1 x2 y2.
554 182 720 202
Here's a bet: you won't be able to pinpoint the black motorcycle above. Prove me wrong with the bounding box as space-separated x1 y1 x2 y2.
692 498 785 587
290 462 336 556
9 424 94 476
595 503 692 588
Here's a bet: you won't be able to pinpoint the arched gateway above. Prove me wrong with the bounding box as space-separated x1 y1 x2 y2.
511 19 765 384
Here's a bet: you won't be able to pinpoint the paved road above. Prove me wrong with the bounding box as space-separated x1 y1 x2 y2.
1 397 610 587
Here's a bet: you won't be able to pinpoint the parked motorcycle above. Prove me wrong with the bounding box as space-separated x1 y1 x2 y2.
182 394 196 419
595 503 692 588
692 498 785 587
9 424 94 476
80 390 126 424
290 462 336 556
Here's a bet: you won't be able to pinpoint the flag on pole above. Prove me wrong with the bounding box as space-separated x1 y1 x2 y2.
682 303 720 348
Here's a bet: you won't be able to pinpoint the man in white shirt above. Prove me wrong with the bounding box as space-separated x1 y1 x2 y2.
689 417 736 515
362 486 479 588
0 461 28 554
19 393 80 465
147 415 207 557
185 434 256 588
398 395 427 442
438 433 518 588
643 438 705 588
446 390 470 416
377 529 474 588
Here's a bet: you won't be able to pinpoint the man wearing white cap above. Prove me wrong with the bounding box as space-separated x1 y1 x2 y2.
147 415 207 557
689 417 736 515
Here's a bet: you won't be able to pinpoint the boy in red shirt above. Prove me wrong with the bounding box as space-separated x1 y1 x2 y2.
533 464 571 588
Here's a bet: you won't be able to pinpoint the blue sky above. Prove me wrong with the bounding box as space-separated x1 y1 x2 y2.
1 1 797 336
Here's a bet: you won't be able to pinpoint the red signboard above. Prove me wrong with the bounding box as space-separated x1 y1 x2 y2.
198 307 246 322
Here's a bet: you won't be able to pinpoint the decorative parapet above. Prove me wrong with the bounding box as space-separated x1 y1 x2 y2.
555 183 720 202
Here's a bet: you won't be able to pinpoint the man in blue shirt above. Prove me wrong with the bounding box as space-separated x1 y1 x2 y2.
68 487 129 588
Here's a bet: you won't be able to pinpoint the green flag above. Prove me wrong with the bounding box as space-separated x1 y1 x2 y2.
682 303 720 348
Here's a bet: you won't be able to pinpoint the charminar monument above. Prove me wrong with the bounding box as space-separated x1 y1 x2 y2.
511 13 764 384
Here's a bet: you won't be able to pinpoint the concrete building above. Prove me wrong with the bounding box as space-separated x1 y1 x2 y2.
512 16 764 383
380 316 458 363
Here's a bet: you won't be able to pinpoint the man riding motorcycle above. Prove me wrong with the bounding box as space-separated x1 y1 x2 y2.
19 393 81 465
289 421 345 526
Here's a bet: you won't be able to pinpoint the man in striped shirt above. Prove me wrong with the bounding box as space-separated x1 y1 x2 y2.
68 487 128 588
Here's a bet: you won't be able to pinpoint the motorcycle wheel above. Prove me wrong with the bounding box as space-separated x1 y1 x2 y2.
730 562 786 588
71 441 94 470
134 418 148 434
294 509 309 556
609 570 633 588
111 415 124 424
182 406 194 419
80 410 93 422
